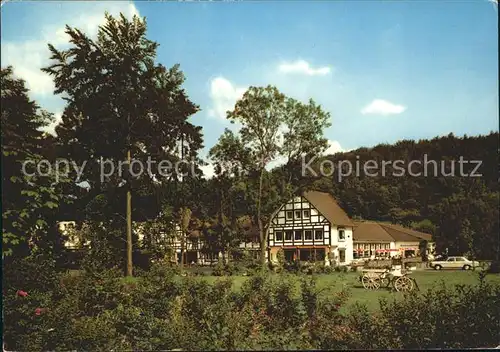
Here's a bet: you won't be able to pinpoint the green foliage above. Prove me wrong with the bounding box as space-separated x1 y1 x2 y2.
212 85 332 265
1 67 69 256
4 261 500 350
39 12 204 270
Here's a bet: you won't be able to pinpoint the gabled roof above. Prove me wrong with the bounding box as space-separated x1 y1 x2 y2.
353 221 433 242
303 191 353 227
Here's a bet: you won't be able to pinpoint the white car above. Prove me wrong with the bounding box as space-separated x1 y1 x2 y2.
429 256 480 270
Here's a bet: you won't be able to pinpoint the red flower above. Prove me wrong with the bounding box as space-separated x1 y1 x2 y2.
34 308 46 316
16 290 28 297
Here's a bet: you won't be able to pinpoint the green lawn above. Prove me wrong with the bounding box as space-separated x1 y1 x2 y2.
200 270 500 312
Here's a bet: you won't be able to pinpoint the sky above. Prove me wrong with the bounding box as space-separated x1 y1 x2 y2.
1 1 498 177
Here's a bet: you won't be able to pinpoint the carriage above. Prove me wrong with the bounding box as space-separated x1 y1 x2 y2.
360 264 418 292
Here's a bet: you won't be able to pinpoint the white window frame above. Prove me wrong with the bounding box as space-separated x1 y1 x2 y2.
304 230 313 240
338 229 346 241
294 229 302 241
275 231 283 242
339 248 346 263
314 229 323 240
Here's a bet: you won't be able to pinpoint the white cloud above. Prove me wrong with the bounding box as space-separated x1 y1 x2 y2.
360 99 406 116
1 2 140 96
208 77 247 121
323 140 344 155
278 60 332 76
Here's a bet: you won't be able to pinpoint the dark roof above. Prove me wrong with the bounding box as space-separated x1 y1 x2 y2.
303 191 353 227
353 221 433 242
352 222 394 242
382 223 433 241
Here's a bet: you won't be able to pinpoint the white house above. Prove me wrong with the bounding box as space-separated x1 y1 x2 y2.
352 221 434 259
268 191 354 266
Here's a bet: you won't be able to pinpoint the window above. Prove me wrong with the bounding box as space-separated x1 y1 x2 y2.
300 249 312 261
285 230 293 241
275 231 283 241
315 249 326 261
304 230 312 240
284 249 295 262
286 211 293 220
295 210 302 219
338 229 345 241
303 210 310 218
314 229 323 240
294 230 302 240
339 249 346 263
447 257 455 262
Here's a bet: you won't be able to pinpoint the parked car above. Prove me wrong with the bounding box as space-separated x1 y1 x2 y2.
429 256 480 270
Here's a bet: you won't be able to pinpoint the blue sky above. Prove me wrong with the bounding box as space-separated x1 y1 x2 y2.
2 1 498 175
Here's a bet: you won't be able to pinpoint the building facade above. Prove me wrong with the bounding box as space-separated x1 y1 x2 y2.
268 191 354 266
57 194 435 267
352 221 434 260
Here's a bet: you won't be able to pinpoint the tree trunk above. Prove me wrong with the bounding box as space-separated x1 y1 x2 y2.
126 148 133 277
180 232 185 269
257 166 266 266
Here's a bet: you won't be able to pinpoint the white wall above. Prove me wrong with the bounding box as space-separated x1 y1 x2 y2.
330 225 354 265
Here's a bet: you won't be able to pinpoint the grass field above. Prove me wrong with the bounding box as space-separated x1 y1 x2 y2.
199 270 500 312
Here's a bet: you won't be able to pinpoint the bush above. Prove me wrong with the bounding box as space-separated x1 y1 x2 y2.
323 265 335 274
334 265 349 273
4 256 500 350
341 280 500 349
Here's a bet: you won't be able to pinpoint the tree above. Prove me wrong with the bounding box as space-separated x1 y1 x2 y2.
419 240 429 262
222 86 331 265
42 13 203 275
1 67 68 257
178 206 192 269
208 128 252 261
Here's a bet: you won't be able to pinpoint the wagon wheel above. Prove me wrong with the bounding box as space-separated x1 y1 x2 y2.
393 276 414 292
362 275 381 290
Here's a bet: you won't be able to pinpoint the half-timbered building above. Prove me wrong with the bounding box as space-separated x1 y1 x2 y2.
268 191 354 265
